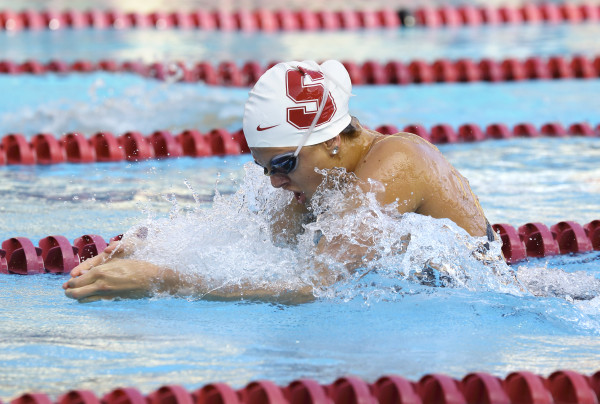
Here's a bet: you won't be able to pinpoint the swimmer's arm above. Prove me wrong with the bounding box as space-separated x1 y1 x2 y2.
63 257 320 303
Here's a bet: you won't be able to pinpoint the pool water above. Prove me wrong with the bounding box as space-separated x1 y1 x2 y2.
1 4 600 402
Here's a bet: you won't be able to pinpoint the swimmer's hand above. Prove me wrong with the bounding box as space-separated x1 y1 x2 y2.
67 237 142 278
63 258 169 303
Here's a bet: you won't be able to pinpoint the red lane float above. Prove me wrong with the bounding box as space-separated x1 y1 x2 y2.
585 221 600 250
491 224 527 264
0 248 8 274
547 370 597 404
513 123 539 137
518 222 560 258
58 390 100 404
38 235 79 274
2 4 600 32
1 219 598 274
177 130 212 157
372 375 420 404
458 124 486 142
149 130 183 158
1 237 44 275
540 123 567 137
285 379 329 404
430 124 458 144
0 121 597 165
73 235 107 262
402 125 431 142
31 133 65 164
0 55 599 86
461 373 509 404
2 134 36 164
147 386 192 404
119 131 154 161
193 383 239 404
63 133 95 163
503 372 552 404
551 221 593 255
9 369 600 404
418 374 466 404
240 381 287 404
206 129 242 155
10 393 53 404
90 132 124 162
102 388 146 404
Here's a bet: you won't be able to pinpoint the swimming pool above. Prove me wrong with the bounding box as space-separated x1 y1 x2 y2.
1 2 600 401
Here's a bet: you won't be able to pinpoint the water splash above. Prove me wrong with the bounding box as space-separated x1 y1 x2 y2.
517 265 600 301
121 163 532 302
126 164 314 296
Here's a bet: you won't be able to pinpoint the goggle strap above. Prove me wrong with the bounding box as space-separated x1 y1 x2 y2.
293 79 331 157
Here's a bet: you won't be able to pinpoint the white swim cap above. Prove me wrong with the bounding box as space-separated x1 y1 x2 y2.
243 60 352 148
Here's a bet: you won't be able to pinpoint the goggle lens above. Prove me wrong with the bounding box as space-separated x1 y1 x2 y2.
268 152 298 176
255 152 298 176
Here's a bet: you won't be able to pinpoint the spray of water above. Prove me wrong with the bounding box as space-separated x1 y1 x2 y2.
517 264 600 301
119 163 541 302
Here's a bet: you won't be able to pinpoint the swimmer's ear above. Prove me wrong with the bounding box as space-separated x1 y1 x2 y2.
324 135 341 156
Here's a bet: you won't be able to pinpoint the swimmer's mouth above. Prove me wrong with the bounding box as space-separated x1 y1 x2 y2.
294 191 307 204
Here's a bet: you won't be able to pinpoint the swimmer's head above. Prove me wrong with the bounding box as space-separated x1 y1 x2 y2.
243 60 352 149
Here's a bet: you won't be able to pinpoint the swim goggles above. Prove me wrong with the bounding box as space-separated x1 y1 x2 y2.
259 67 331 177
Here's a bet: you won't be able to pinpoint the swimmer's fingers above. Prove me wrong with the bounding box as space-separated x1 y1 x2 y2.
64 268 118 301
69 235 143 278
69 251 109 278
64 259 160 301
103 240 122 255
65 268 100 290
103 235 144 257
65 284 105 301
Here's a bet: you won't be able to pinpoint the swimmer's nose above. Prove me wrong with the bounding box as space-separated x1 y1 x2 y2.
270 174 289 188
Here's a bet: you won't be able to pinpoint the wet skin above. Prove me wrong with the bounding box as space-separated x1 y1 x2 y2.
252 121 488 238
64 119 490 302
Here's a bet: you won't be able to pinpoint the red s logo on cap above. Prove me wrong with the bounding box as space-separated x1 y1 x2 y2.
285 67 337 130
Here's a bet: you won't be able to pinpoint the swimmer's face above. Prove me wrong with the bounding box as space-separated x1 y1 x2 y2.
251 142 337 204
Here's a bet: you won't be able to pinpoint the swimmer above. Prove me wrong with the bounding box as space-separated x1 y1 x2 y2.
64 60 497 302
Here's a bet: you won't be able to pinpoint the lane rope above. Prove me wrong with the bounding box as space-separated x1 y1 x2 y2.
1 219 599 274
0 3 599 32
4 370 600 403
1 55 599 86
0 121 597 166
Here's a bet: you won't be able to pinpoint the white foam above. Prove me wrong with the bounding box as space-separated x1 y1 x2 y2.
517 265 600 301
122 163 528 301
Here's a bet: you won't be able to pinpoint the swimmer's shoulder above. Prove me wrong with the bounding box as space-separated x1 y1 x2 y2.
372 131 440 153
353 131 433 210
357 131 438 177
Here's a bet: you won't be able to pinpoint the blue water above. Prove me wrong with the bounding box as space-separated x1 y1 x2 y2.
1 6 600 403
0 22 598 63
0 73 599 137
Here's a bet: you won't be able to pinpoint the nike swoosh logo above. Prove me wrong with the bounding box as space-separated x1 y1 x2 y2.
257 124 280 131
